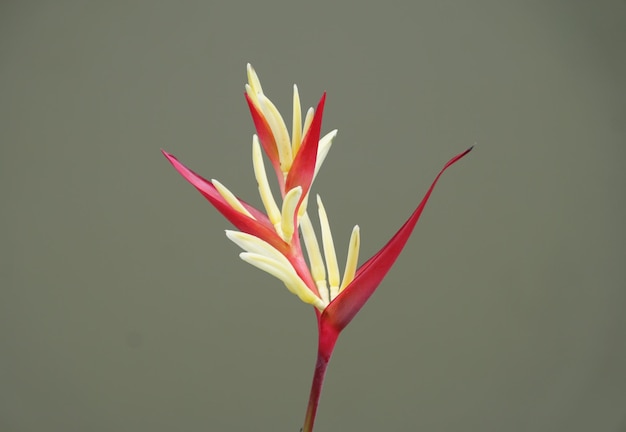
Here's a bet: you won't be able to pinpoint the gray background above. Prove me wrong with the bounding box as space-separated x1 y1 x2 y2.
2 1 625 431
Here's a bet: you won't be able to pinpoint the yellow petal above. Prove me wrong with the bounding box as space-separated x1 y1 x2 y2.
252 135 282 230
299 213 329 304
240 252 327 311
258 93 292 172
302 107 314 139
280 186 302 242
245 83 259 107
292 84 303 155
317 195 340 297
212 179 255 219
246 63 263 96
313 129 338 180
339 225 360 294
225 230 286 264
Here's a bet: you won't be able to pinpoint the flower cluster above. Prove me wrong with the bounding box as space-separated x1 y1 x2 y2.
163 65 472 432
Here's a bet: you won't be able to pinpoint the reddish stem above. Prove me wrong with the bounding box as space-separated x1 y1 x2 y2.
302 321 340 432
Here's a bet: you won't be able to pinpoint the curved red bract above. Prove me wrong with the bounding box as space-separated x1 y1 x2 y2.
322 146 474 332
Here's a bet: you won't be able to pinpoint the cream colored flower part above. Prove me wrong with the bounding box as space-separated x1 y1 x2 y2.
225 65 360 311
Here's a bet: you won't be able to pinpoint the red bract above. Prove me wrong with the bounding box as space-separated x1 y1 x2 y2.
284 93 326 198
162 150 290 255
302 146 472 432
162 65 472 432
324 146 473 333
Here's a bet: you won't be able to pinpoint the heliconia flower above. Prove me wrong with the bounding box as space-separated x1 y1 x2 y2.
162 64 472 432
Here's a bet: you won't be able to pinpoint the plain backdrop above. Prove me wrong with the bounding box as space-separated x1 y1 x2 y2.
2 1 625 431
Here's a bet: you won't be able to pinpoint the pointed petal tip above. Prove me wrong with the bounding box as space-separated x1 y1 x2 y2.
162 150 185 169
322 145 473 332
457 146 474 158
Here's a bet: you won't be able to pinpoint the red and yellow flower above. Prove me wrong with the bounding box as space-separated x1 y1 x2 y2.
163 64 472 432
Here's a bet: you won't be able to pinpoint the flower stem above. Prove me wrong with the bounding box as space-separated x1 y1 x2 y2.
302 323 339 432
